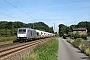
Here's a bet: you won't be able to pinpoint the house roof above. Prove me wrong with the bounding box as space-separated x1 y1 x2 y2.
72 28 87 31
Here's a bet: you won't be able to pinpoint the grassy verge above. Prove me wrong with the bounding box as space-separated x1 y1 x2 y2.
0 36 16 45
21 37 58 60
67 38 90 57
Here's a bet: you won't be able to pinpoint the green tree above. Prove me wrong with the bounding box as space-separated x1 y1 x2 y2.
58 24 72 37
70 21 90 36
0 21 8 29
0 21 54 37
58 24 67 36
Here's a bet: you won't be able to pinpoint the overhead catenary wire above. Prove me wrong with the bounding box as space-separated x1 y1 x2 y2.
0 12 19 20
0 7 19 20
0 6 14 15
3 0 37 20
16 0 40 20
16 0 28 11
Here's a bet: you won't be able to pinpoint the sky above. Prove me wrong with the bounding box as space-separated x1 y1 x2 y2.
0 0 90 32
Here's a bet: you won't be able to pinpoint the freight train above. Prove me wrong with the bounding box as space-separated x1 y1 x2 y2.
14 28 55 42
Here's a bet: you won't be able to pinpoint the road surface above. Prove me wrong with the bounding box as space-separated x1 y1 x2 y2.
58 38 90 60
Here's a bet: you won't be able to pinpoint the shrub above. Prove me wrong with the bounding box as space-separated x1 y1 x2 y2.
68 32 74 39
81 34 87 39
67 38 90 57
68 32 87 39
74 33 81 39
0 29 17 37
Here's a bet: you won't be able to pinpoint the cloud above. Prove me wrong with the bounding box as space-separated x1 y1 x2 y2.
46 2 90 8
46 3 80 8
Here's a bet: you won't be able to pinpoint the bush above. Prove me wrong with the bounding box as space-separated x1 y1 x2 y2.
73 38 82 48
0 29 17 37
81 34 87 39
68 32 74 39
74 33 81 39
0 36 16 42
63 35 66 39
68 32 87 39
88 32 90 36
67 38 90 57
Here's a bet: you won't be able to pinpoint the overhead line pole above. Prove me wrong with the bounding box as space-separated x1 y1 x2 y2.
53 23 55 33
33 23 34 29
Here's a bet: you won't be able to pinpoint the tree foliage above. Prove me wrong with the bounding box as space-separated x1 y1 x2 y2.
58 24 71 37
0 21 54 37
70 21 90 33
58 21 90 37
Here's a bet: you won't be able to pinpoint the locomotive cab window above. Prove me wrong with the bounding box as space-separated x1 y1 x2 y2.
18 29 26 34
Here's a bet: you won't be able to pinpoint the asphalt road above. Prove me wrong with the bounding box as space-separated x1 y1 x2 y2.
58 38 90 60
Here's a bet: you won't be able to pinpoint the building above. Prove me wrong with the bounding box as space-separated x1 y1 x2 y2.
72 28 87 35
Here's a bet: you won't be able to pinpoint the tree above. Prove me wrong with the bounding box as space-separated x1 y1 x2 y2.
58 24 67 36
70 21 90 36
59 24 72 36
0 21 8 29
77 21 90 33
0 21 54 37
49 27 54 33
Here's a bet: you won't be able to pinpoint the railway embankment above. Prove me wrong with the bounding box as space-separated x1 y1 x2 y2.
0 37 57 60
67 38 90 58
20 37 58 60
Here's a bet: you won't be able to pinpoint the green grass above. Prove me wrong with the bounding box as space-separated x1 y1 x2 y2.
21 37 58 60
0 36 16 45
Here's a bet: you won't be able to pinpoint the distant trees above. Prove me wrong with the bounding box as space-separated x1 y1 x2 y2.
0 21 54 37
70 21 90 36
27 22 54 33
58 24 71 37
70 21 90 33
58 21 90 38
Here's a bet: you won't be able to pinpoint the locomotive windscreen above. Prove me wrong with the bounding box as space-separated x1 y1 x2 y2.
18 29 26 34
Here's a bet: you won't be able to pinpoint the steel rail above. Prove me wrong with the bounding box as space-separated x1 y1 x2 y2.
0 39 47 59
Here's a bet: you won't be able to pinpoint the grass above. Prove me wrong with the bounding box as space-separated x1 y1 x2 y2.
21 37 58 60
0 36 16 45
67 38 90 57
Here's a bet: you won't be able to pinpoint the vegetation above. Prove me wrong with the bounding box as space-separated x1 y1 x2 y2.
0 21 54 37
60 21 90 57
21 37 58 60
68 32 87 39
0 36 16 45
58 24 71 37
0 21 54 45
58 21 90 38
67 38 90 57
0 29 17 37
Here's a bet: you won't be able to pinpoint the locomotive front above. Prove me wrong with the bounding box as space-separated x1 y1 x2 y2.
17 28 27 42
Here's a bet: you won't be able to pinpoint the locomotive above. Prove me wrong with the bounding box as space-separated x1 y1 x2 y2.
14 28 55 42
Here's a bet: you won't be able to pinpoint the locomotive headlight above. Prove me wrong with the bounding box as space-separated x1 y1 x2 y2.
17 37 19 39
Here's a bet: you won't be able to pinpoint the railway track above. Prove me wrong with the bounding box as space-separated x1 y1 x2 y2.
0 38 49 60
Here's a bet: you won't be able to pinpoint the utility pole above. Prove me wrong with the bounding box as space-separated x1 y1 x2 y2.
33 23 34 29
53 23 55 33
